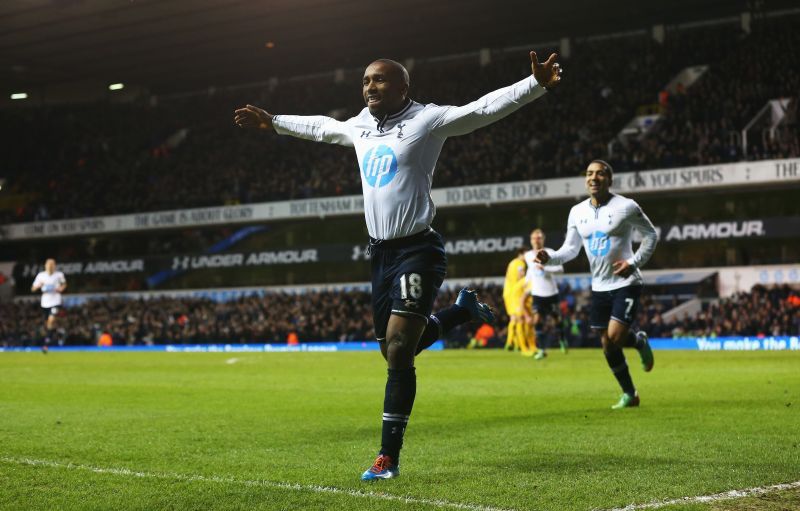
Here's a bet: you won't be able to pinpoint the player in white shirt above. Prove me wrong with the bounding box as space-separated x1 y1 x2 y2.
536 160 658 409
523 229 566 359
235 52 562 479
31 258 67 352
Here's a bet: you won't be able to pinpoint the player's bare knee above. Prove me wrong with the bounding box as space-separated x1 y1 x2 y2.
606 322 629 346
600 331 615 351
387 331 410 351
386 333 415 368
605 331 622 346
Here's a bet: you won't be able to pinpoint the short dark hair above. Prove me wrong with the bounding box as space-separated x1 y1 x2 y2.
371 59 410 86
587 159 614 177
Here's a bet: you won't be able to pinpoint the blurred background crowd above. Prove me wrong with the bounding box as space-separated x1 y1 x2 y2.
3 284 797 347
2 18 797 223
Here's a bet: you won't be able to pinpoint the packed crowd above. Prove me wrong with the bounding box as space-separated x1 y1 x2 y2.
644 285 800 339
0 284 539 346
1 290 374 346
2 284 797 347
612 20 800 170
2 16 798 224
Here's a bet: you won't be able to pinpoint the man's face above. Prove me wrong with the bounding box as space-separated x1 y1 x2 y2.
530 231 544 249
585 162 611 196
362 61 408 117
45 259 56 273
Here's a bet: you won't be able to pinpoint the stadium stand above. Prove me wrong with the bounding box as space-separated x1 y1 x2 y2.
1 290 373 346
3 284 797 347
611 19 800 170
649 284 800 338
2 15 798 223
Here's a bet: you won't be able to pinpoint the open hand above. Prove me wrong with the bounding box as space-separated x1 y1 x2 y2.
530 51 562 89
234 104 274 130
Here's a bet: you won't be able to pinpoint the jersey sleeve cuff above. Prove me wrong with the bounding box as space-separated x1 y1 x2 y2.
271 115 287 135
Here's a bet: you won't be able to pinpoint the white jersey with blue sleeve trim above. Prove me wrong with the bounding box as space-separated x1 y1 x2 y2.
272 75 547 240
547 194 658 292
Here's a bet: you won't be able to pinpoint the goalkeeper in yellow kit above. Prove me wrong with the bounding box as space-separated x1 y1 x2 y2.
502 249 536 354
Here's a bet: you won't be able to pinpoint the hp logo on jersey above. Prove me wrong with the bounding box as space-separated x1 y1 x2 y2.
587 231 611 257
362 145 398 188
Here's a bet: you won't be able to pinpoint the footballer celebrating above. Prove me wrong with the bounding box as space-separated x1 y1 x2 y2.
535 160 658 409
31 258 67 353
235 51 562 479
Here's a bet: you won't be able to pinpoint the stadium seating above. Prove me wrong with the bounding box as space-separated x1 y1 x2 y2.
2 16 798 223
3 284 796 347
646 284 800 339
610 19 800 170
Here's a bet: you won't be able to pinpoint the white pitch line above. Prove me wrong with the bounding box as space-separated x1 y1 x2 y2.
602 479 800 511
0 456 516 511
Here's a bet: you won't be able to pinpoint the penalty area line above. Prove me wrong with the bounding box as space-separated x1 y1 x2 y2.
1 456 516 511
602 479 800 510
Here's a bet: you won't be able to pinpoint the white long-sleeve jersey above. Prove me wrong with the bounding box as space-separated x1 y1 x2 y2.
524 248 562 297
33 270 66 308
548 194 659 292
272 75 547 240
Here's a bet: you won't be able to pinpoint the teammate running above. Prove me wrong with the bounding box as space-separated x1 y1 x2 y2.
235 51 562 479
31 258 67 353
535 160 657 409
523 228 566 359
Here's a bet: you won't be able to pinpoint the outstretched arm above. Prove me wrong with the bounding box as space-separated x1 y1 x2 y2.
428 51 562 138
234 105 353 147
536 217 582 266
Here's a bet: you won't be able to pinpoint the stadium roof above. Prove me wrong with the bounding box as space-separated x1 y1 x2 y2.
0 0 795 96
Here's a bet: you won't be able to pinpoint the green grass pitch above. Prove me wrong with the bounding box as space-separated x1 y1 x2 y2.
0 350 798 511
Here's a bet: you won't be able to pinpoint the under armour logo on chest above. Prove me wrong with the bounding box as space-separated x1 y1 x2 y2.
396 123 406 138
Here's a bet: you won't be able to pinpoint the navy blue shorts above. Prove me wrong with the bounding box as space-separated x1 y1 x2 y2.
532 294 560 317
369 228 447 341
42 306 60 320
590 285 642 329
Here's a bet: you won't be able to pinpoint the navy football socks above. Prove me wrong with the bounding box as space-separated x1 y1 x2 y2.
379 367 416 462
